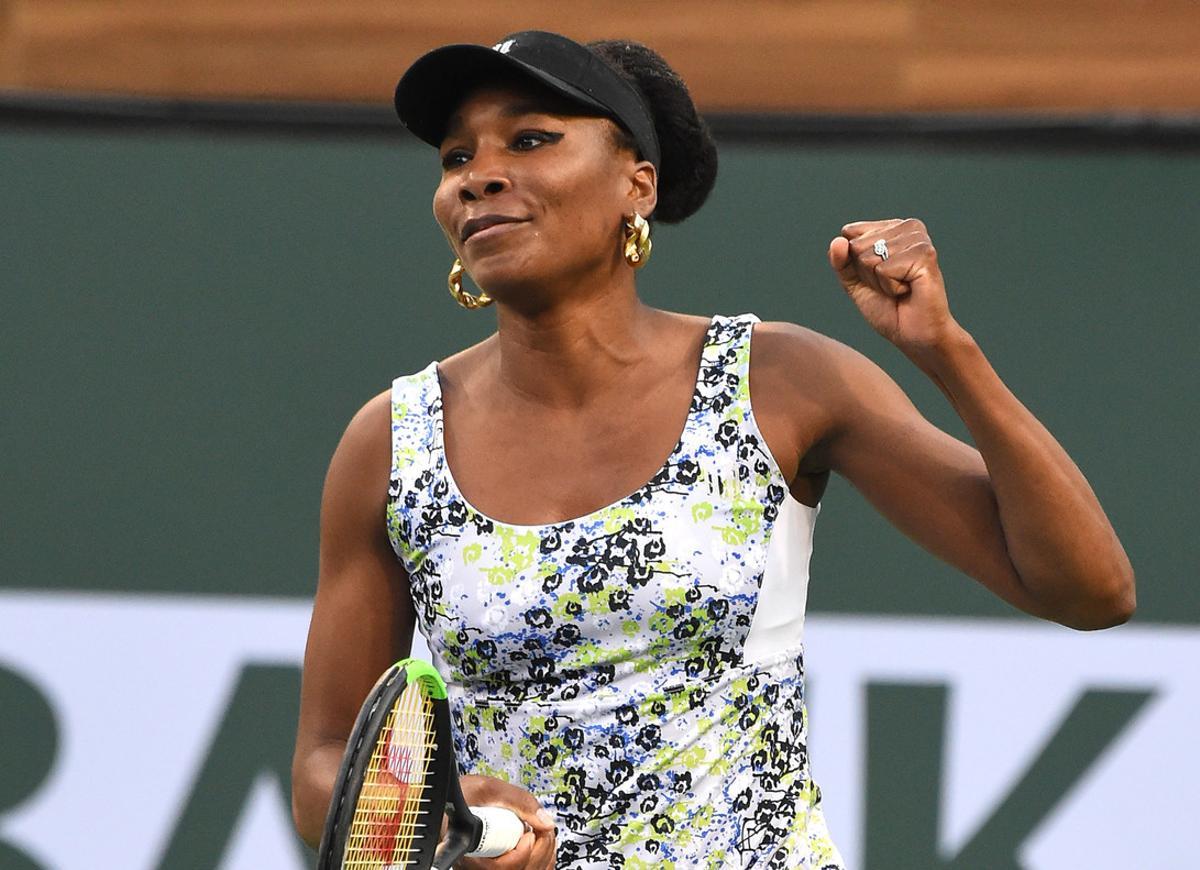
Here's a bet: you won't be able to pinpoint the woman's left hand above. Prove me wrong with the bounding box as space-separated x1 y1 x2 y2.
828 218 963 359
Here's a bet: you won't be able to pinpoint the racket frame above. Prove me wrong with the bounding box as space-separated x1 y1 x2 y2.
317 659 451 870
430 697 488 869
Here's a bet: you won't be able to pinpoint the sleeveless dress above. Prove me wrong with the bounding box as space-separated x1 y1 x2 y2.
386 313 845 869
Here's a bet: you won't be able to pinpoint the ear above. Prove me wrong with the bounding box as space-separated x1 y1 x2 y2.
627 159 658 220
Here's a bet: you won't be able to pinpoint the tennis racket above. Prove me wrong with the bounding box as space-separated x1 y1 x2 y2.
317 658 525 869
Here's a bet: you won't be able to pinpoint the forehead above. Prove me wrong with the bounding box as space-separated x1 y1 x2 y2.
441 80 602 140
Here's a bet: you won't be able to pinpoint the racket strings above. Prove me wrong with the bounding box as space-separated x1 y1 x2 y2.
343 682 439 868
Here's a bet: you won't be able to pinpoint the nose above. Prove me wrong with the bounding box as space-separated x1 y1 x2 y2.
458 147 513 203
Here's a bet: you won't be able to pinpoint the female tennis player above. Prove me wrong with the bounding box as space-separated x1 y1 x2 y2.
291 30 1135 868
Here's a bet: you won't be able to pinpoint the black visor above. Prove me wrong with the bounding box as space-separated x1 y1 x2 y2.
394 30 661 169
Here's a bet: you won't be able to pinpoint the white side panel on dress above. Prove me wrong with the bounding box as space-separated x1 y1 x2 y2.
742 497 819 663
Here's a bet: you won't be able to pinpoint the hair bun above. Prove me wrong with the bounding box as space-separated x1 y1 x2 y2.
587 40 718 225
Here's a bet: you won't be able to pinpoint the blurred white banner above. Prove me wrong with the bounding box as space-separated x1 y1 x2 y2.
0 593 1191 869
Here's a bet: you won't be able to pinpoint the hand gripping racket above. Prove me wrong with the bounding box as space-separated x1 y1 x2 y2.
317 658 524 869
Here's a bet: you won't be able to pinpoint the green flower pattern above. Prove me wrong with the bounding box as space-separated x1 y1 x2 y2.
386 314 844 868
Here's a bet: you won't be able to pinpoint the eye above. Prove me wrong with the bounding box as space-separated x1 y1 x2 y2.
441 148 470 170
439 130 562 170
513 130 563 151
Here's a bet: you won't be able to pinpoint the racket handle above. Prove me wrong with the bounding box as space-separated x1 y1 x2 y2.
465 806 525 858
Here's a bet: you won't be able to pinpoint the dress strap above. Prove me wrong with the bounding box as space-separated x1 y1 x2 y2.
689 313 760 422
386 361 441 570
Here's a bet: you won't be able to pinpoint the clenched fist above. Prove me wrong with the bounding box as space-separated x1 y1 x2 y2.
829 218 965 359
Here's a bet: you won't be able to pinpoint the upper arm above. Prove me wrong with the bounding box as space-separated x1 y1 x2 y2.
753 321 1033 613
294 389 417 759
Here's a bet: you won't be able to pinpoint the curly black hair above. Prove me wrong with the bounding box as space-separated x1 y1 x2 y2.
586 39 719 225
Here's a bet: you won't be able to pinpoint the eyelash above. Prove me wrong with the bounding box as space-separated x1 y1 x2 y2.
441 131 562 169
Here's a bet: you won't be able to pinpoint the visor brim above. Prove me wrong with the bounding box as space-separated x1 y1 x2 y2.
394 43 613 148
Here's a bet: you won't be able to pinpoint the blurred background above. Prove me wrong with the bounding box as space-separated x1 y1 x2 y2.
2 2 1197 868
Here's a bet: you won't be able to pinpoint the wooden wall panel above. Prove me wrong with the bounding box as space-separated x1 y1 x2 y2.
912 1 1200 111
0 1 17 84
0 1 1197 113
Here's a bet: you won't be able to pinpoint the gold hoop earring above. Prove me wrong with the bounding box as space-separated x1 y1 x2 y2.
448 258 493 310
623 212 652 269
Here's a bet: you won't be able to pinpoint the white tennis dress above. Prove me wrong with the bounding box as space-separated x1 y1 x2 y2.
386 313 845 868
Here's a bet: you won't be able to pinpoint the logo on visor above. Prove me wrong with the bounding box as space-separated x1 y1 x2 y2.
493 39 516 54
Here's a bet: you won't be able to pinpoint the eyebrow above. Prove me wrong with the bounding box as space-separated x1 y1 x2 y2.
443 100 567 142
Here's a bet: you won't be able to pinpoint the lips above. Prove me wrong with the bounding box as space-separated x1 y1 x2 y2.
461 214 527 242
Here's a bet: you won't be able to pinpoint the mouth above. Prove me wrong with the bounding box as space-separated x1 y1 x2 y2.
461 215 528 243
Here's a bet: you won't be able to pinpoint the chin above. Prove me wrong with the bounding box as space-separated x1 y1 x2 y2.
464 253 544 297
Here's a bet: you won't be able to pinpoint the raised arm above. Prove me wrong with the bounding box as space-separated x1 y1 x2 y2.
291 389 417 848
754 218 1134 630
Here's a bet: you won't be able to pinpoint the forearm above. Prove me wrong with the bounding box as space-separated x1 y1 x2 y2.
908 326 1135 628
292 740 346 849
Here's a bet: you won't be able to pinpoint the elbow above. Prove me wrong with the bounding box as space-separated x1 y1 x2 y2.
291 757 325 851
1109 575 1138 626
1057 571 1137 631
291 738 347 849
291 791 310 851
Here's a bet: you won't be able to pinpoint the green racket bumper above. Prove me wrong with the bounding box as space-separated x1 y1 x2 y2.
398 657 447 699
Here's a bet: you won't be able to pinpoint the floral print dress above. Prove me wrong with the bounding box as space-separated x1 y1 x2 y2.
386 314 845 868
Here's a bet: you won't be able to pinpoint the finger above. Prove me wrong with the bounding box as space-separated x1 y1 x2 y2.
505 801 550 833
883 229 931 253
473 799 536 830
849 222 929 276
876 243 938 292
849 217 926 243
847 228 917 264
463 775 552 832
841 218 904 240
828 237 855 279
528 827 557 869
484 830 536 870
873 258 908 297
845 236 882 294
867 230 929 295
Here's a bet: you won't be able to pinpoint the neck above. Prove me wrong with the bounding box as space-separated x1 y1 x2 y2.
488 281 664 409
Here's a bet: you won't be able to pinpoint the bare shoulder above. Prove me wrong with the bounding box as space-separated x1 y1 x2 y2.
752 320 868 376
325 387 393 508
749 320 916 481
672 311 717 331
745 321 840 483
751 319 912 413
344 387 392 452
750 320 865 405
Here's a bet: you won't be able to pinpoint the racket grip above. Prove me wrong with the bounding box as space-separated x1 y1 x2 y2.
465 806 525 858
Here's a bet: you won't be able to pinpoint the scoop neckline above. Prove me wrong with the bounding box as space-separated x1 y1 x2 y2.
429 314 723 531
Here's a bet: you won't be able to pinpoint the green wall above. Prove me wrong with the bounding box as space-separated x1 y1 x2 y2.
3 124 1196 623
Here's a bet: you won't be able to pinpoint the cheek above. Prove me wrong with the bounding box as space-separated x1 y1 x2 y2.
431 185 456 242
548 169 621 242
